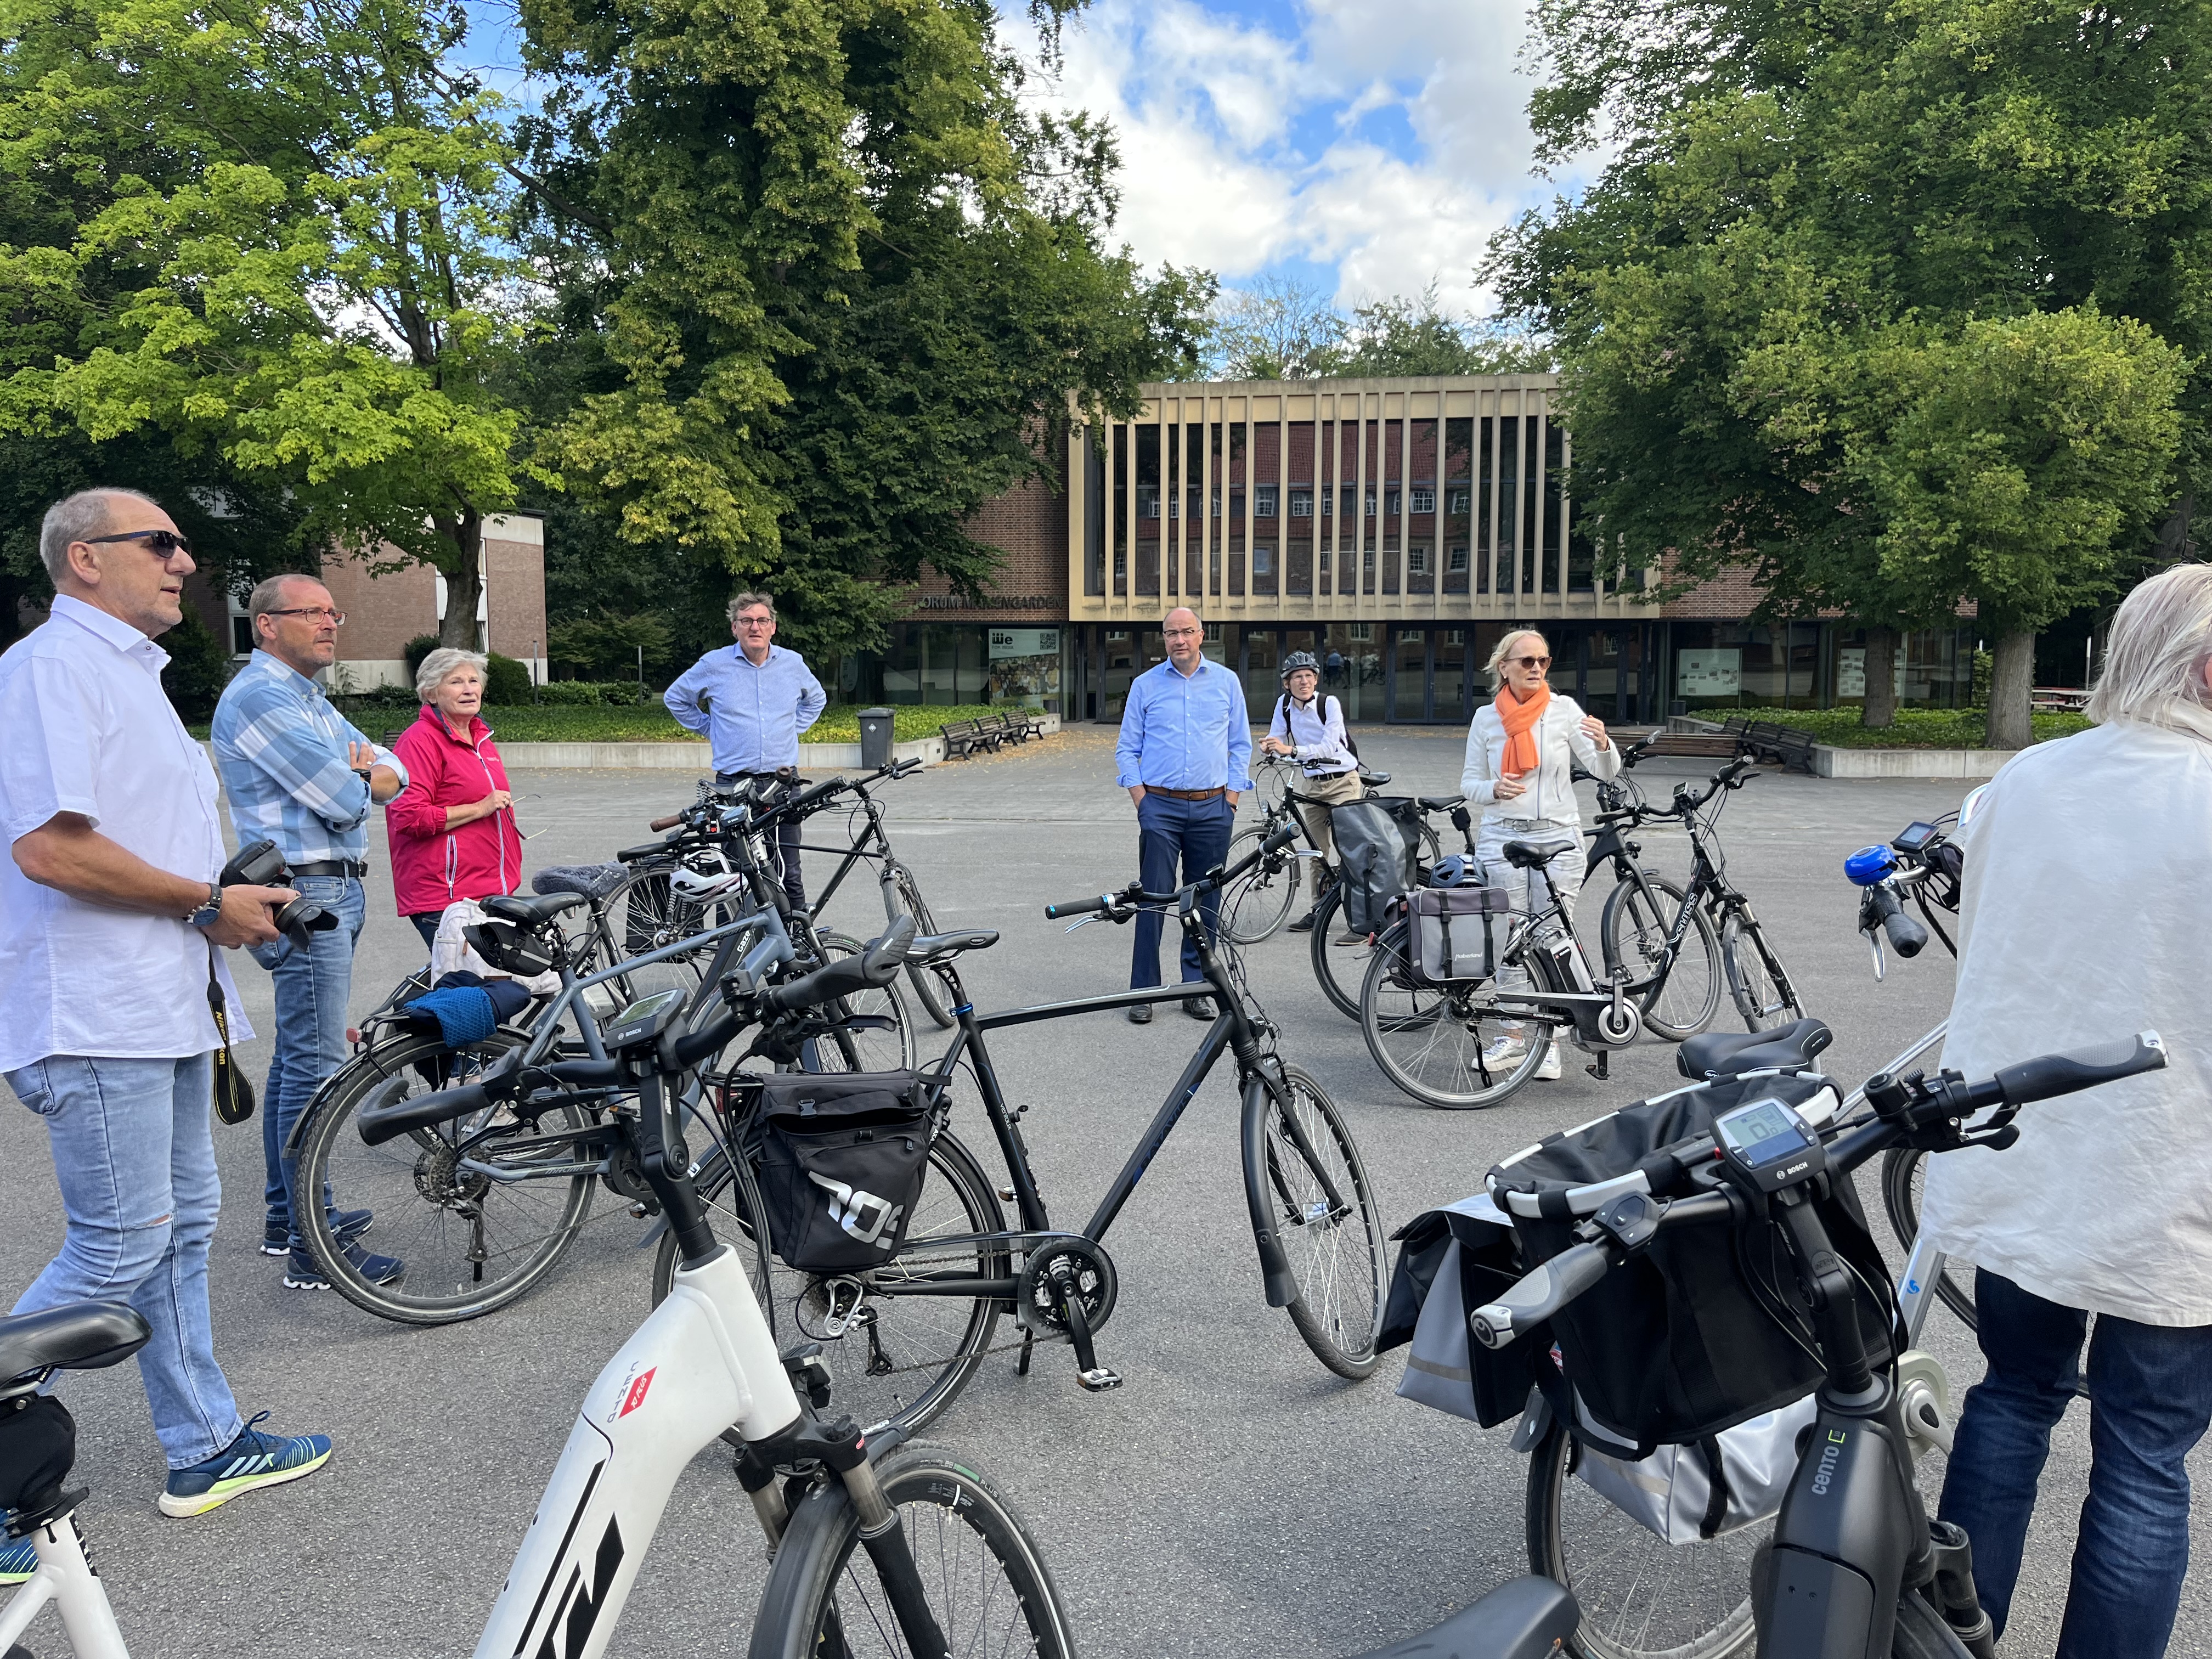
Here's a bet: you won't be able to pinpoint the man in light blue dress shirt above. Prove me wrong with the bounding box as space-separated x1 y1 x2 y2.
663 590 827 911
1114 607 1252 1021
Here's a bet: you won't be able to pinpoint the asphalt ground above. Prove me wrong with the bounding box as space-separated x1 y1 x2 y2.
3 725 2205 1658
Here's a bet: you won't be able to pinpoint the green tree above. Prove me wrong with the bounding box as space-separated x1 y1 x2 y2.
1495 0 2208 742
0 0 541 649
514 0 1208 657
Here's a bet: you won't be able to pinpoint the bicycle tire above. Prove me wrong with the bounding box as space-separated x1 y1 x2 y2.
810 929 917 1072
652 1126 1007 1436
294 1030 596 1324
1527 1418 1766 1659
1721 915 1801 1031
601 864 720 1006
747 1440 1076 1659
1880 1148 1978 1330
1218 822 1302 944
1358 921 1554 1109
892 865 957 1029
1255 1064 1386 1377
1599 872 1722 1041
1308 883 1373 1022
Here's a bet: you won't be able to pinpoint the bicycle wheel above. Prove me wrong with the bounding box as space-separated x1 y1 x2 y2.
294 1031 596 1324
1880 1148 1977 1330
1359 922 1555 1109
1308 883 1374 1021
652 1127 1006 1436
1600 872 1722 1041
891 865 957 1029
602 864 719 1005
1527 1418 1767 1659
807 929 917 1072
1255 1064 1385 1378
1217 822 1302 944
747 1440 1075 1659
1722 915 1802 1031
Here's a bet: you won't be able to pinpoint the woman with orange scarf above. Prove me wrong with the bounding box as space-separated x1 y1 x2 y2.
1459 629 1620 1079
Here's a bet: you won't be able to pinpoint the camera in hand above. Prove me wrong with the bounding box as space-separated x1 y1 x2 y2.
220 839 340 950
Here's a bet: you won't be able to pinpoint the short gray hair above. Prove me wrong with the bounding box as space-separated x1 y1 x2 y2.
2085 565 2212 729
416 646 489 702
727 590 776 624
246 572 326 630
39 488 160 582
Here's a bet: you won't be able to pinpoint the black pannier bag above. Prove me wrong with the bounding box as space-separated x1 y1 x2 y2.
1488 1073 1898 1459
753 1071 933 1273
1380 1197 1533 1429
1331 799 1414 935
0 1392 76 1515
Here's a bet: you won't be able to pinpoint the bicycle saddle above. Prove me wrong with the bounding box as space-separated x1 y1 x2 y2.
1359 769 1393 785
532 864 626 902
1500 839 1572 869
482 892 588 927
1339 1575 1577 1659
1677 1017 1832 1081
1418 795 1464 812
904 929 999 964
0 1301 150 1383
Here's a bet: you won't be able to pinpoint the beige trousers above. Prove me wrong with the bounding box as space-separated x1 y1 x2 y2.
1289 768 1367 870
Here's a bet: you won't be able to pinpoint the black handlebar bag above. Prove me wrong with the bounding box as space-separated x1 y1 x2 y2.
752 1072 933 1274
1489 1074 1898 1460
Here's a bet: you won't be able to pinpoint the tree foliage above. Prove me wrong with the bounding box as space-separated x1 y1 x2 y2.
1494 0 2207 738
1206 278 1550 381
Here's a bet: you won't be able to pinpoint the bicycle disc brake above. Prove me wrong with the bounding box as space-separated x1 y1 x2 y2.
1017 1237 1121 1392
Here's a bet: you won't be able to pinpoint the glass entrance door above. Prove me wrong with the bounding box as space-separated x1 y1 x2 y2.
1391 629 1430 721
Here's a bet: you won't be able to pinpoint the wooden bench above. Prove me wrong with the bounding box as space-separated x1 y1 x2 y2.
1639 732 1741 759
1741 720 1818 774
979 712 1023 746
939 718 1000 760
1001 708 1048 741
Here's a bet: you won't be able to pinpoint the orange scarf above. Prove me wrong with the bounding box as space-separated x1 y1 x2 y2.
1495 682 1551 779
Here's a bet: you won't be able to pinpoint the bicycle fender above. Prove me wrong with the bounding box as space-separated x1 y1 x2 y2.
1239 1074 1301 1309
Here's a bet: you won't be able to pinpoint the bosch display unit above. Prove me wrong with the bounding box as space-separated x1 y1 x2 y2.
1712 1096 1826 1193
1891 821 1940 854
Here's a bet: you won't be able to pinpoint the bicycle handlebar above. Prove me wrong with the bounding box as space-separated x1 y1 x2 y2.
1042 819 1300 922
1472 1190 1734 1348
1865 883 1928 958
1043 891 1121 920
1978 1030 2166 1110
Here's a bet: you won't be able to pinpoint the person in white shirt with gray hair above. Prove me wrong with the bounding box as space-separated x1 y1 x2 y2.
1259 650 1362 935
1921 562 2212 1658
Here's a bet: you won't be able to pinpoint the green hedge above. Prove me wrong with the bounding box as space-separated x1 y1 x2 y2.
1713 707 2090 749
197 699 1047 745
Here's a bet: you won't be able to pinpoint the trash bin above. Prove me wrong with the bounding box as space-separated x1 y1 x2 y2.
859 707 896 772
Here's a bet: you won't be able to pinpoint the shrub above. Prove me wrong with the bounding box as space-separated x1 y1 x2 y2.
484 652 533 703
403 633 440 681
528 679 648 706
162 611 235 723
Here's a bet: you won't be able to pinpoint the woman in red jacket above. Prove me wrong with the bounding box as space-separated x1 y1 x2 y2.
386 648 524 947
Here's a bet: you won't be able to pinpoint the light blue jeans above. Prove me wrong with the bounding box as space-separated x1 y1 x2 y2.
6 1052 245 1470
247 873 365 1253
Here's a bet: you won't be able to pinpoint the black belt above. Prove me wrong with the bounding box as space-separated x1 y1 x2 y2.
290 859 366 878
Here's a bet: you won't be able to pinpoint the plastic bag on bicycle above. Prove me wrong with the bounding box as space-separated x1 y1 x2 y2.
1488 1074 1898 1460
752 1071 933 1273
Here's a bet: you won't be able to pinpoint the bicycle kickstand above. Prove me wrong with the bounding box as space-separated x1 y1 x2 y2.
1050 1261 1121 1393
1585 1051 1609 1082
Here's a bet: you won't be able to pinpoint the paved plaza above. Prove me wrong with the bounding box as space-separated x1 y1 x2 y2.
2 726 2203 1657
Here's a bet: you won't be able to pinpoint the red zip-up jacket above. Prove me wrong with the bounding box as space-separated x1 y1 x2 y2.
384 705 523 918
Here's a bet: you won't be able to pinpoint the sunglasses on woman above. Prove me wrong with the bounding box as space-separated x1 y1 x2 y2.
1511 654 1551 669
84 528 193 559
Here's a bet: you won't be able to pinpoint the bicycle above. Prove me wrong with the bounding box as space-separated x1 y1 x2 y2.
1213 754 1335 944
1353 1022 2165 1659
1305 784 1455 1019
1 928 1076 1659
651 819 1390 1434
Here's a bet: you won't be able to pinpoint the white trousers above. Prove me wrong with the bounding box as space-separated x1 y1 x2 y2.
1475 819 1587 1018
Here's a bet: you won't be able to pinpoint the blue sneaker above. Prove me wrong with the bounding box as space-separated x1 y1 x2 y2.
283 1243 402 1291
261 1209 372 1257
0 1534 35 1583
158 1414 331 1517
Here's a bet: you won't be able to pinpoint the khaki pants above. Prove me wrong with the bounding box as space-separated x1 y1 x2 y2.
1289 769 1367 872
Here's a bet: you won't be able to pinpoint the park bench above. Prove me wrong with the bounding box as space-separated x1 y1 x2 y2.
1741 720 1819 774
1639 731 1741 760
1001 708 1049 741
939 718 1001 760
979 713 1023 747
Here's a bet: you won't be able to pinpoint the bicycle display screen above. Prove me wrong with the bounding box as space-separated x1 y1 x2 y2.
1891 821 1940 854
1713 1097 1825 1192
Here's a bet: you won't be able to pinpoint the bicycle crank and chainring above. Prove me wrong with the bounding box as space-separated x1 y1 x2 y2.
1016 1237 1119 1340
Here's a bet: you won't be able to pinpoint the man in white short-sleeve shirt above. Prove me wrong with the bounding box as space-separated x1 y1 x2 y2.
0 488 338 1523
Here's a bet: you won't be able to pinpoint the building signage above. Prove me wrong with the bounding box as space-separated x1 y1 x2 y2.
1835 648 1906 699
1677 648 1741 697
989 628 1061 659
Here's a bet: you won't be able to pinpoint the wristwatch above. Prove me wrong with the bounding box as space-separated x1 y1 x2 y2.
185 882 223 929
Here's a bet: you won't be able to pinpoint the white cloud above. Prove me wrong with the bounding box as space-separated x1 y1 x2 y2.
1005 0 1549 313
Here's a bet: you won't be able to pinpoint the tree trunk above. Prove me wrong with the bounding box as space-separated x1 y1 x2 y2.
1860 625 1898 728
436 507 484 650
1986 629 2036 749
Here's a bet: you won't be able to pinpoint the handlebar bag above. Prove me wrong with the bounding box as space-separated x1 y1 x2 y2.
752 1071 933 1274
1488 1074 1897 1459
1331 799 1414 935
1408 885 1514 984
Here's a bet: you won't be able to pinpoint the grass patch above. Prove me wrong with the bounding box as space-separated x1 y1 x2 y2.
1705 706 2090 748
190 701 1034 744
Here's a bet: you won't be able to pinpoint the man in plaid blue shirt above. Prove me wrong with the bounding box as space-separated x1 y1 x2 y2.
211 575 408 1291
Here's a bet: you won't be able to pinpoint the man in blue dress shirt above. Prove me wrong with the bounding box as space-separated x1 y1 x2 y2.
664 591 827 912
1114 607 1253 1023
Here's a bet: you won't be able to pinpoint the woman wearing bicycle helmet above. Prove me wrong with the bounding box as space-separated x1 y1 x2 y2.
1260 650 1362 933
1460 628 1617 1078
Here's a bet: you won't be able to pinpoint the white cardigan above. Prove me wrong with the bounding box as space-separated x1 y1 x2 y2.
1920 711 2212 1325
1460 693 1620 826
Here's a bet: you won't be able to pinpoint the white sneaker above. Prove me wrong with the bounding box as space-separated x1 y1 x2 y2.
1533 1044 1562 1081
1479 1036 1527 1073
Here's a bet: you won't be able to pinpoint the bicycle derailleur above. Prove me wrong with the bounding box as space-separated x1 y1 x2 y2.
1014 1235 1121 1393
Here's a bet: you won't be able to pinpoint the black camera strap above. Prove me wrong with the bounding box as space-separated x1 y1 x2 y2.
204 941 256 1125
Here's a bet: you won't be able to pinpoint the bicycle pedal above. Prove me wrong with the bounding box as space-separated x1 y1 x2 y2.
1076 1367 1122 1392
997 1186 1017 1202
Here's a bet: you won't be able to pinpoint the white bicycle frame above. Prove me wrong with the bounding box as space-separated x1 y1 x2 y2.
0 1508 129 1659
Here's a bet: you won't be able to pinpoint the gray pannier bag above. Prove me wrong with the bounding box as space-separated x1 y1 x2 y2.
1331 798 1412 935
1570 1395 1819 1544
1408 884 1513 983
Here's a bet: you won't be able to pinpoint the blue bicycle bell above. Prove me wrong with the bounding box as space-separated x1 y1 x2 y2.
1844 844 1899 887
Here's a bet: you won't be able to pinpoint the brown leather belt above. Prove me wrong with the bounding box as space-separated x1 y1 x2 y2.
1147 786 1225 802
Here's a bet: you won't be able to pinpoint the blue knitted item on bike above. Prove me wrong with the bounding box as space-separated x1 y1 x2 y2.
400 985 498 1047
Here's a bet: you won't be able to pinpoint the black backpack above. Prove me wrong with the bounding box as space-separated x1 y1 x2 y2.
1275 693 1360 762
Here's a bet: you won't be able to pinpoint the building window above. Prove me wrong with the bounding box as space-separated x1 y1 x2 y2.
1107 630 1129 641
1363 489 1378 517
1252 545 1274 575
1408 545 1430 577
1385 489 1401 517
1229 490 1245 520
1410 488 1435 515
1166 490 1178 518
1255 486 1278 517
1348 623 1372 641
1319 489 1333 516
1448 489 1472 515
1137 487 1159 518
1445 629 1464 645
1448 545 1469 573
1203 622 1223 641
1211 490 1222 517
1289 489 1313 517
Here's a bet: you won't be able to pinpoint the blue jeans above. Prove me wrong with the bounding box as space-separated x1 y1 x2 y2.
5 1052 244 1469
1938 1269 2212 1656
1130 793 1234 988
247 874 365 1253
